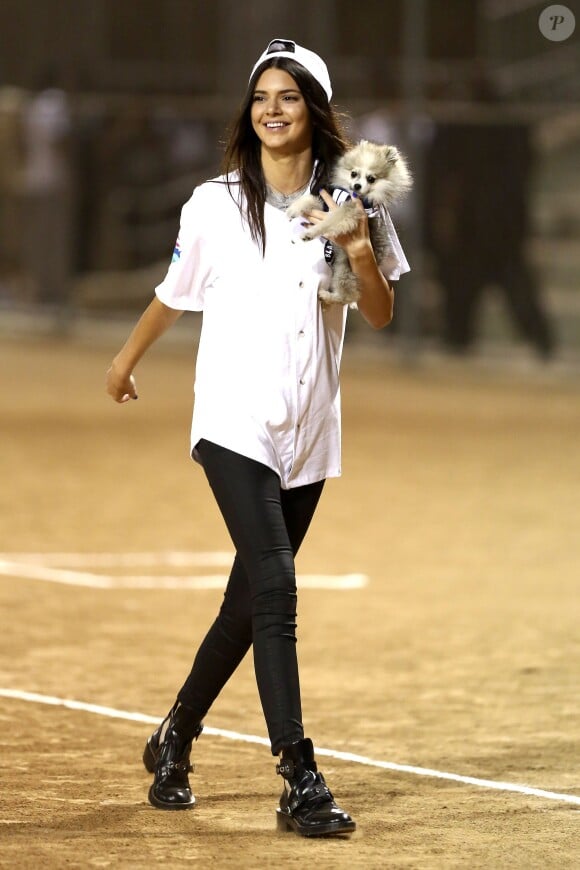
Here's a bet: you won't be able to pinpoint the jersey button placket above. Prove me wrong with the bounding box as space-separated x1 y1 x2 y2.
294 273 310 455
297 320 307 386
297 280 306 383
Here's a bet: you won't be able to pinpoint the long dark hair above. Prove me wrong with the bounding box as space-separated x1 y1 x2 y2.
221 57 349 255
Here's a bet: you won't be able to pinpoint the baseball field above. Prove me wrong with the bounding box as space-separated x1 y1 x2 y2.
0 327 578 868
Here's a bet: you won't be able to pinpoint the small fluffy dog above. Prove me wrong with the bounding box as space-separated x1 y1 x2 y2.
286 140 412 306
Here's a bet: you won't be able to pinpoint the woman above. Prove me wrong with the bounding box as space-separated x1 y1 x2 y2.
106 38 409 837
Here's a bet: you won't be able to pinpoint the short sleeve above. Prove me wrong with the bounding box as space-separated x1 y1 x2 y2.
155 187 213 311
378 207 410 281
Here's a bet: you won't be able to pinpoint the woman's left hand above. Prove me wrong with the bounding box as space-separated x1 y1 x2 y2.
305 189 371 258
305 189 394 328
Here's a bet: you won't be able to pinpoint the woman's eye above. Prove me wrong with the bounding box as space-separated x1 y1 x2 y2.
367 175 375 184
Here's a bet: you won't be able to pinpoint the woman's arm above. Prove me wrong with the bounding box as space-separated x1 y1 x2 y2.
317 191 394 329
106 296 184 403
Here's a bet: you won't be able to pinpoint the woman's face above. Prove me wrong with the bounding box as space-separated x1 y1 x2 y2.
250 67 313 155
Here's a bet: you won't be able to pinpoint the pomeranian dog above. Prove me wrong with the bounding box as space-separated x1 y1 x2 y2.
286 140 412 306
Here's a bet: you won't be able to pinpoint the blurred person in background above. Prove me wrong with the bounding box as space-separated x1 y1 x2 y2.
22 66 73 313
90 104 171 270
0 84 26 295
424 71 556 359
107 38 409 837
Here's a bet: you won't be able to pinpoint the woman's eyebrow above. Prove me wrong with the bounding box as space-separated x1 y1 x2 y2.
253 88 301 95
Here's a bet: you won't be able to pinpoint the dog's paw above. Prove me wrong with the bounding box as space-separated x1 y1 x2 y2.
318 287 344 306
286 203 302 220
286 194 320 220
300 222 326 241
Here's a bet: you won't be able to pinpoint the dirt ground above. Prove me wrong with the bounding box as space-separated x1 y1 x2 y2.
0 331 578 869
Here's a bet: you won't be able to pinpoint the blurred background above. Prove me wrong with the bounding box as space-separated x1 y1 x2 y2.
0 0 578 364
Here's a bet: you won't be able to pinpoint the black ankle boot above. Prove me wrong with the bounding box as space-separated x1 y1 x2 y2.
143 702 203 810
276 738 356 837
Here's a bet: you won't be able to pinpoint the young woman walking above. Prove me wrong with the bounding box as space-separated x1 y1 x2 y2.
106 38 409 837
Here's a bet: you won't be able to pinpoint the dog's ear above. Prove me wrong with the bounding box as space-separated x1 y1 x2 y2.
383 145 399 166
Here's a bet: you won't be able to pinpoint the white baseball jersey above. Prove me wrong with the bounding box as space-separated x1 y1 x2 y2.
155 173 409 489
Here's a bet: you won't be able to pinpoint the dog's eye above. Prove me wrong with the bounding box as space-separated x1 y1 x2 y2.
350 170 358 179
367 175 376 184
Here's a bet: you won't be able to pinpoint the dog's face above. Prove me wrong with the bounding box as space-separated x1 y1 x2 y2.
333 140 411 205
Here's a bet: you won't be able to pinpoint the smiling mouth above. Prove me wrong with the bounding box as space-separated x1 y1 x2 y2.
264 122 288 129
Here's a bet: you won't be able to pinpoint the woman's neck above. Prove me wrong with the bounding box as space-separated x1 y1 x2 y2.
261 148 314 195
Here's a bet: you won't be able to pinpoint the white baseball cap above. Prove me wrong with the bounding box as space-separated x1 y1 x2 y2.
249 38 333 101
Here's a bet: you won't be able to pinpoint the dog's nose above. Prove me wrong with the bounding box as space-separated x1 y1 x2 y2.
353 183 362 191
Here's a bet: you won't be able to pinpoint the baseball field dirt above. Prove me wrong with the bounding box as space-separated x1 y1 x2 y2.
0 332 578 868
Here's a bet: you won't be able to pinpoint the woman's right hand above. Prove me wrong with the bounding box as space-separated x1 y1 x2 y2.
105 296 184 403
106 359 138 403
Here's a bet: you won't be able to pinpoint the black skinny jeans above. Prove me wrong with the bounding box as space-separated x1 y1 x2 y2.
177 440 324 755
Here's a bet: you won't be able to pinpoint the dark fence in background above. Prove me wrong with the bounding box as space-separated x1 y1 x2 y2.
0 0 578 360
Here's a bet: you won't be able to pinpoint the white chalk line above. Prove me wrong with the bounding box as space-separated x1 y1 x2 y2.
0 555 367 591
0 551 234 568
1 689 578 807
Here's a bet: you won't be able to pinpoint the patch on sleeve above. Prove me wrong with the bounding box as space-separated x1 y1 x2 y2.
171 235 182 263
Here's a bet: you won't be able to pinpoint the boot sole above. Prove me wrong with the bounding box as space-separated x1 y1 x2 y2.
148 784 196 810
276 809 356 837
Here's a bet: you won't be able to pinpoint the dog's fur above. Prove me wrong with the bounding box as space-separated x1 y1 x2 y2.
286 140 412 306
